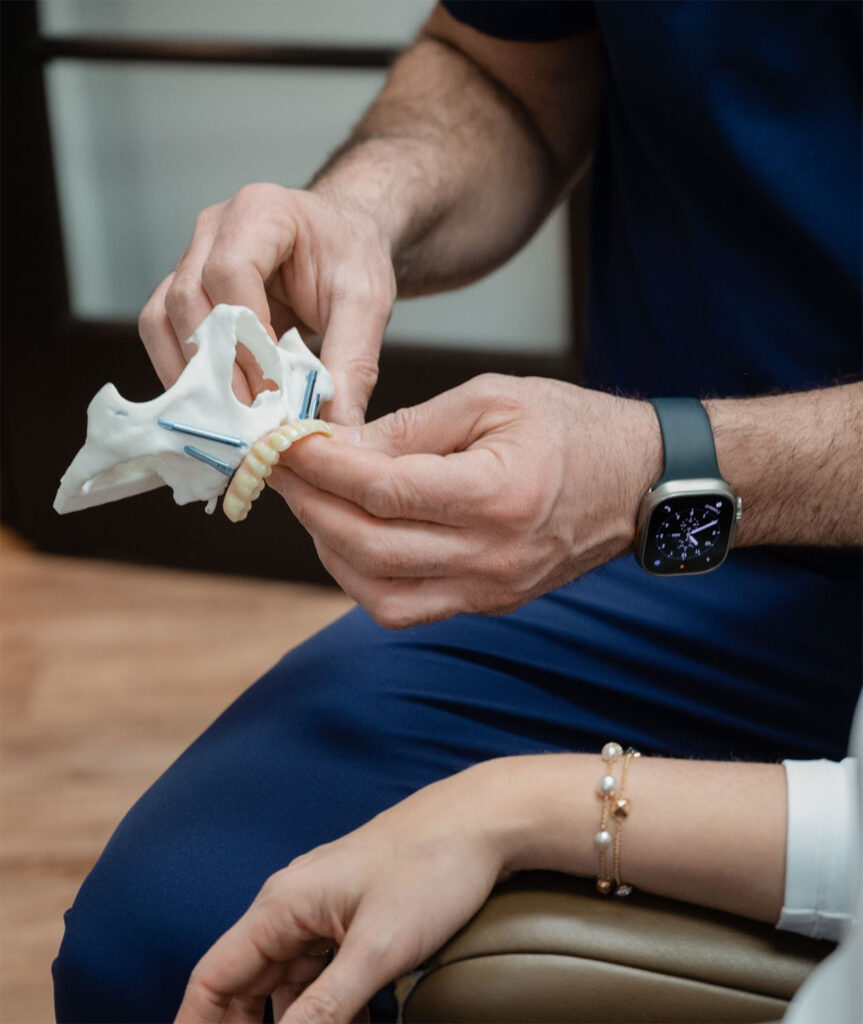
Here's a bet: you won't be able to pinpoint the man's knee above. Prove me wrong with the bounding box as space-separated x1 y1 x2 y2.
52 812 215 1022
53 873 185 1024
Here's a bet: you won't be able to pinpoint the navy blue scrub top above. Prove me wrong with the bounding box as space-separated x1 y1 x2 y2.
442 1 862 399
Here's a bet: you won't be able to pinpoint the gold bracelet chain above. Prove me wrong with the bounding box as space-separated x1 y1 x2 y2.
594 742 640 897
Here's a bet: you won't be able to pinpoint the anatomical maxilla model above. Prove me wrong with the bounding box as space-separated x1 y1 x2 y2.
54 304 333 523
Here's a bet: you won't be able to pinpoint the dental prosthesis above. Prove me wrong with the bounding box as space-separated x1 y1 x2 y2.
54 304 333 522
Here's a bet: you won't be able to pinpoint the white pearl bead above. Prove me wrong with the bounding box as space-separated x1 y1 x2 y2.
602 742 623 760
594 829 613 849
598 774 617 796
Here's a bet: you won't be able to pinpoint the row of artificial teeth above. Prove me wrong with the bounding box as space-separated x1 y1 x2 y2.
222 419 332 523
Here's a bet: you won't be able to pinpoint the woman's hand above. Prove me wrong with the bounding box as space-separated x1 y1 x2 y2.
270 374 661 628
174 750 789 1024
138 183 396 423
174 764 508 1024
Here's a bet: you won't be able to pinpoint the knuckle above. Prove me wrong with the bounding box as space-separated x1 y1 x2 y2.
343 537 383 579
233 181 282 207
163 276 200 317
507 492 540 531
469 371 507 397
490 546 530 587
353 928 395 969
138 278 172 338
376 405 417 453
283 844 329 875
200 254 238 293
489 477 542 531
314 539 342 583
257 871 286 906
186 965 227 1011
364 531 419 578
356 271 396 319
186 961 208 990
470 372 523 414
293 988 344 1024
475 477 507 515
472 371 505 391
290 497 312 533
137 302 159 340
192 203 221 234
232 182 260 204
371 272 397 316
458 578 511 617
363 475 402 519
344 351 380 394
487 595 523 617
372 595 414 631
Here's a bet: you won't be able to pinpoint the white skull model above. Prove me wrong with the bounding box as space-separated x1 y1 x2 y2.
54 304 334 516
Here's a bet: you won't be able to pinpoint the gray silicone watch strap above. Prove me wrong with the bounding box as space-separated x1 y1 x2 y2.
649 397 721 483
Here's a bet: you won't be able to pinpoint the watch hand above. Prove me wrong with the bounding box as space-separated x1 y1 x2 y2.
689 519 719 536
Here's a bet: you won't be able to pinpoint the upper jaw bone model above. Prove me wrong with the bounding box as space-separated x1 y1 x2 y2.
54 304 333 523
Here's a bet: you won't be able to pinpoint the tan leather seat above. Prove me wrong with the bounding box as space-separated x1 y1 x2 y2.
399 873 831 1023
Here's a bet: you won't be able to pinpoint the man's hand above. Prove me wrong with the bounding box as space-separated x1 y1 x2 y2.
270 375 661 628
138 185 396 424
136 6 601 424
174 765 506 1024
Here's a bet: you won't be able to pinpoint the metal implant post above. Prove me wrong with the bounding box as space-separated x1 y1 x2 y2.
298 370 318 420
158 419 246 448
182 446 235 477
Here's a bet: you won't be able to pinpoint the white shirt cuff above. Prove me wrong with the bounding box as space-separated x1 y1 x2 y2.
777 758 858 942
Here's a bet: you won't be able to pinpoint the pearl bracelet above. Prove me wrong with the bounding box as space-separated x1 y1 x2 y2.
594 741 640 897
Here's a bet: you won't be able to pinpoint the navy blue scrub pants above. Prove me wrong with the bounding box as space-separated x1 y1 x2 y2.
53 548 861 1023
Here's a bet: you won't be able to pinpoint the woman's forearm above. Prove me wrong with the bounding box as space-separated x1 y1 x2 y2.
174 750 804 1019
310 8 602 296
472 752 787 924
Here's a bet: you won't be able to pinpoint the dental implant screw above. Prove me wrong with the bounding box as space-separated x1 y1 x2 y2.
182 446 236 477
158 419 246 448
299 370 318 420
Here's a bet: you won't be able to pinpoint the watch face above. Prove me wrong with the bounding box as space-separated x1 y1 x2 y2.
641 493 735 575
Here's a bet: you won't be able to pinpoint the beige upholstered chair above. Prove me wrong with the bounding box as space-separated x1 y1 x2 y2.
399 873 831 1023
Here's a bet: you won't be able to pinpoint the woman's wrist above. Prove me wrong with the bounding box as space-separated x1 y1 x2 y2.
468 751 787 925
466 754 598 881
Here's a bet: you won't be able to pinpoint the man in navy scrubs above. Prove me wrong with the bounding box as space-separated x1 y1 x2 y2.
55 3 862 1021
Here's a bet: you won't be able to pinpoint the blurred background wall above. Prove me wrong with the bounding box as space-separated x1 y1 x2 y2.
1 0 587 584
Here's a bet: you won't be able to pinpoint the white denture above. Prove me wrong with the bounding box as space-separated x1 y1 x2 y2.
222 420 332 523
54 304 334 516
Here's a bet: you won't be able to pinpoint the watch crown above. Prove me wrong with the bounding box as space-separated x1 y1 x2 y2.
735 496 743 521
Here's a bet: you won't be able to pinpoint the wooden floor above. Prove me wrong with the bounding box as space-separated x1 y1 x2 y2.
0 528 353 1023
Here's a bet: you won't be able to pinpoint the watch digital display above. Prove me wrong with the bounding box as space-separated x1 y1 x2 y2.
640 493 735 576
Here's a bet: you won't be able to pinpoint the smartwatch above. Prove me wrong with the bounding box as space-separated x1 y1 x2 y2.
636 398 742 576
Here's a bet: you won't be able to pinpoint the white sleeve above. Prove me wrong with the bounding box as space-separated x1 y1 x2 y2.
777 758 859 942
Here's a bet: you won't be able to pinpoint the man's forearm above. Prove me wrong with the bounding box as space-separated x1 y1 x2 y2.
309 9 601 296
704 382 863 547
310 38 555 296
